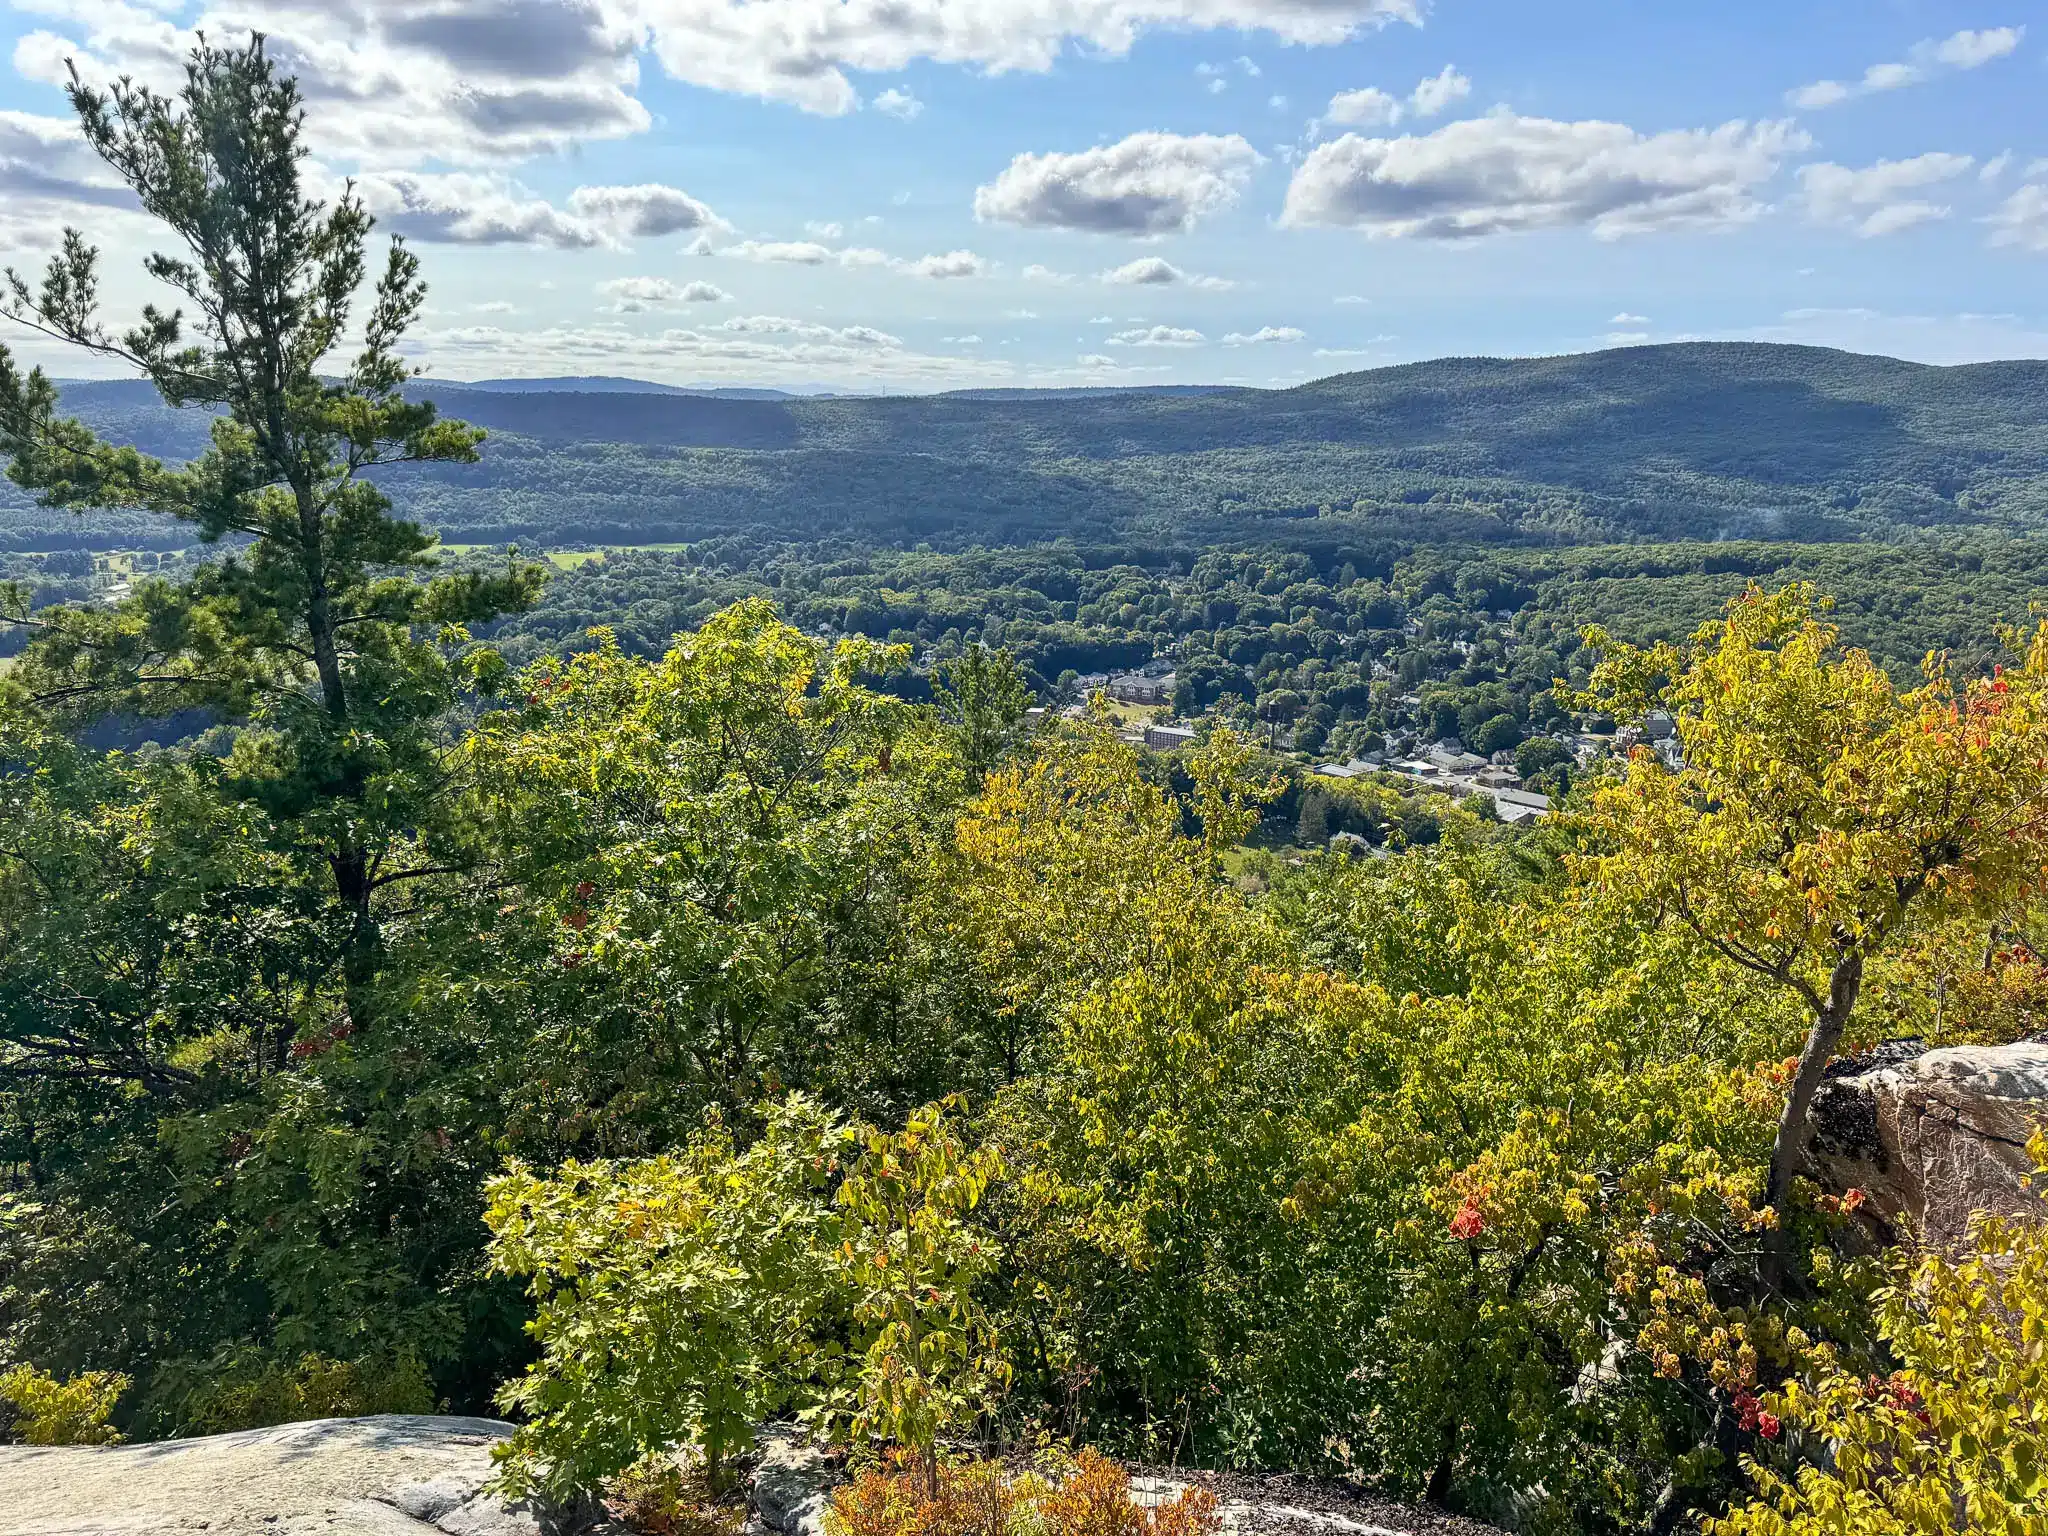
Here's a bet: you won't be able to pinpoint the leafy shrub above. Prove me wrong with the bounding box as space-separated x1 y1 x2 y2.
825 1448 1215 1536
604 1455 747 1536
484 1094 1006 1500
485 1096 847 1498
177 1352 438 1434
0 1363 128 1445
1041 1450 1219 1536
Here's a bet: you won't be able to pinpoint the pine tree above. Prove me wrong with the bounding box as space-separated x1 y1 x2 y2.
0 36 541 1028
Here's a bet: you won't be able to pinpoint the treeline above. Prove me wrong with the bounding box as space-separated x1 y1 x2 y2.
476 534 2048 767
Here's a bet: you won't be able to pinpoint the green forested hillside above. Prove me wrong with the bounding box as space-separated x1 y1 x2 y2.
9 343 2046 551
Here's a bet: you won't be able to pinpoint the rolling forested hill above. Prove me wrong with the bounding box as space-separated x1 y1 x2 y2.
7 342 2045 553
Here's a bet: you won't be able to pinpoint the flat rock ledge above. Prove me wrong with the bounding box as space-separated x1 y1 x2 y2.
0 1415 1500 1536
1125 1468 1505 1536
0 1414 608 1536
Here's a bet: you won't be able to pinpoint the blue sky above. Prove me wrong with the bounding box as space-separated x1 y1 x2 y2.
0 0 2039 392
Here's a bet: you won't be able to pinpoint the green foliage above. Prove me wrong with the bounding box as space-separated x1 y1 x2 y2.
0 1362 128 1445
484 1096 849 1496
935 645 1031 785
838 1100 1008 1481
174 1351 438 1435
1710 1132 2048 1536
483 1094 1006 1499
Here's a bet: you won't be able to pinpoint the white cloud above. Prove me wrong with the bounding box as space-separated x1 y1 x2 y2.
1986 184 2048 253
1981 152 2013 183
722 237 989 277
1321 65 1471 131
410 318 1016 390
22 0 653 165
973 132 1261 235
806 220 846 239
15 0 1429 167
905 249 990 278
1333 293 1372 304
942 334 982 343
1788 26 2023 109
1611 311 1649 324
597 275 730 310
1107 325 1206 346
1023 264 1074 282
353 171 608 247
720 314 901 345
726 238 839 265
637 0 1422 116
1407 65 1472 117
1098 256 1234 289
340 172 716 252
1222 326 1305 344
1934 26 2025 68
568 183 726 238
1282 112 1808 240
1325 87 1403 128
1799 153 1974 237
873 87 924 120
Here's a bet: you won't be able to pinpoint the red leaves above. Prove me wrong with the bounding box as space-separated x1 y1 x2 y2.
1448 1196 1486 1241
563 908 589 931
1733 1392 1782 1438
1842 1187 1867 1214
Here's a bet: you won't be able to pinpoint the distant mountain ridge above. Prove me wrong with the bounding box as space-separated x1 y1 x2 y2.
15 343 2048 554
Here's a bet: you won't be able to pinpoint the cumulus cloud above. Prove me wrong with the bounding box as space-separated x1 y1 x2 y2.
598 275 730 310
1281 112 1808 240
1106 325 1206 346
722 237 989 277
1799 153 1975 237
1611 311 1650 325
725 239 837 265
1222 326 1305 344
19 0 652 164
635 0 1425 117
568 183 726 237
1408 65 1472 116
905 249 990 278
973 132 1261 235
719 314 901 345
1098 256 1233 289
873 87 924 120
353 170 610 247
20 0 1431 168
1986 183 2048 253
1322 64 1470 130
1788 26 2023 110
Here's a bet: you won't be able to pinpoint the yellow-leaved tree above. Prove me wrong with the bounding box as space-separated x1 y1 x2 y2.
1575 584 2048 1279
